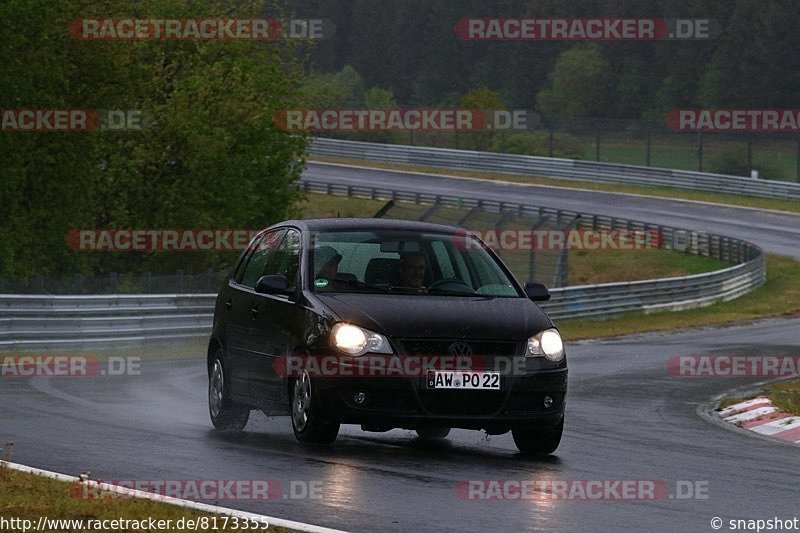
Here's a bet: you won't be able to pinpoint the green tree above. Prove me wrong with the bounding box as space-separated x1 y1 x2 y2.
302 65 365 107
537 45 613 118
0 0 309 279
459 87 506 151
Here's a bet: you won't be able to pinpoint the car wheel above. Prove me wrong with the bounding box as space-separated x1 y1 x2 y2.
415 426 451 440
208 356 250 432
291 370 339 445
512 420 563 455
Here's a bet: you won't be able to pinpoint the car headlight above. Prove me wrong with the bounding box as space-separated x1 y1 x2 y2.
525 328 564 362
331 323 392 356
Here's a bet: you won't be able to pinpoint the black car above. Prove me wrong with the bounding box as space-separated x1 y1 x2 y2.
207 218 567 455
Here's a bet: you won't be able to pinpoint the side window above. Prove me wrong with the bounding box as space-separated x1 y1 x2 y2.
233 231 265 282
239 230 285 288
265 229 301 289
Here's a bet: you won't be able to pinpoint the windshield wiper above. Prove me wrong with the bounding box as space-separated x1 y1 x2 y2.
426 287 480 297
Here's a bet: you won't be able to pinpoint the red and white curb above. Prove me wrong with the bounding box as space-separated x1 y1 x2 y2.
718 396 800 444
0 460 347 533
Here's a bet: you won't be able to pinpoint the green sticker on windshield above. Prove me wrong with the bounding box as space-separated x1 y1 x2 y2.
314 278 329 288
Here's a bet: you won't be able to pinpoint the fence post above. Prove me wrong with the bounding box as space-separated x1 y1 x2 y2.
645 127 651 167
548 129 554 157
697 132 704 172
796 137 800 182
595 130 601 161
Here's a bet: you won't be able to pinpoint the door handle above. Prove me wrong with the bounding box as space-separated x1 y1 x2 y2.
250 306 259 319
224 298 232 311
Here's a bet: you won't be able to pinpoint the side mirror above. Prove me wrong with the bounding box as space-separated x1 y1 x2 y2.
524 281 551 302
255 275 291 295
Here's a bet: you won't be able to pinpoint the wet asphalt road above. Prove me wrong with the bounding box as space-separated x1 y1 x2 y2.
2 163 799 532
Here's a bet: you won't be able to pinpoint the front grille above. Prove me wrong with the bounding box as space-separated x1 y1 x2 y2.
396 338 518 416
397 339 519 358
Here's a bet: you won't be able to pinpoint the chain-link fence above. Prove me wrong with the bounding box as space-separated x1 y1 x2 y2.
316 113 800 182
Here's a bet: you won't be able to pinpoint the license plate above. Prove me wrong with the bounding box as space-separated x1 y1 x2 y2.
426 370 501 390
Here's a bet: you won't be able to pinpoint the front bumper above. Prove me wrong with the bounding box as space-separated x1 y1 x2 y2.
314 367 568 431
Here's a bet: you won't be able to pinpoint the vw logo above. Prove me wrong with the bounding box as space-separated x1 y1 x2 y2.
447 342 473 356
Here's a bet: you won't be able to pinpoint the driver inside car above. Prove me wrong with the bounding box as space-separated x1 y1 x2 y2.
396 251 428 292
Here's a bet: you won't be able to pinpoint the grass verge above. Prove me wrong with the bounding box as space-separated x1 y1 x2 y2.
558 254 800 341
0 466 292 533
764 379 800 415
309 156 800 215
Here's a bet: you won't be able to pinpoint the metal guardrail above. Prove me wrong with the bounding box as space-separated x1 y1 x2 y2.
308 138 800 201
0 294 215 350
0 164 767 351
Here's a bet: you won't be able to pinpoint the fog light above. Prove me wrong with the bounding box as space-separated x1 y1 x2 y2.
354 392 367 405
543 395 554 409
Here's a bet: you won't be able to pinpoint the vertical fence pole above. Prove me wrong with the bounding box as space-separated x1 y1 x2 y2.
796 137 800 182
595 130 601 161
646 127 652 167
697 132 704 172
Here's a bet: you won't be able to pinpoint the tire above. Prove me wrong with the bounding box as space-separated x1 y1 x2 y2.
208 355 250 432
291 370 339 445
512 420 563 455
415 426 451 440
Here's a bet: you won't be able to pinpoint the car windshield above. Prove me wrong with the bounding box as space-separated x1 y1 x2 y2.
309 230 521 297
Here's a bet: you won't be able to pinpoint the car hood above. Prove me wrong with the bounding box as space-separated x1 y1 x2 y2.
314 293 553 340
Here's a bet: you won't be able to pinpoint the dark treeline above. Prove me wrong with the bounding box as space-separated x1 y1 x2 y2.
290 0 800 118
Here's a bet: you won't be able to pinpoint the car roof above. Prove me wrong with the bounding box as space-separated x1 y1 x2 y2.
266 217 465 234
